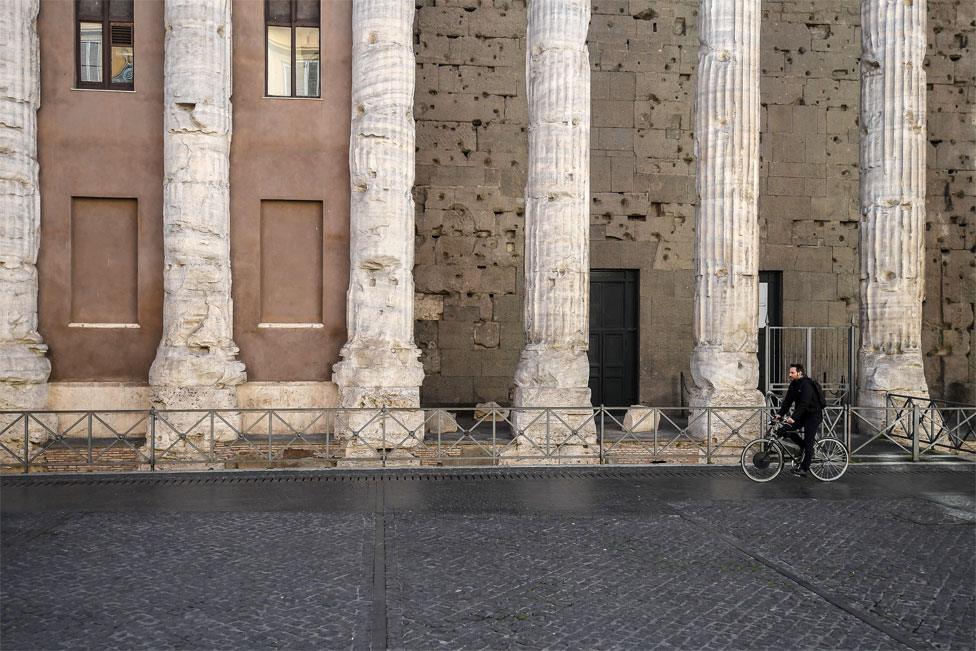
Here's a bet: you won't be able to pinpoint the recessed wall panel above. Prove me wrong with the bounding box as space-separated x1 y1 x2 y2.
260 200 324 324
70 197 139 324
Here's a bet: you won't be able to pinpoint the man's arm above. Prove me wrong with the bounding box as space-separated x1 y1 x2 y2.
778 383 795 417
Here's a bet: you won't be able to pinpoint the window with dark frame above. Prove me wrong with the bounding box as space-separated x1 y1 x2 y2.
266 0 321 98
76 0 134 91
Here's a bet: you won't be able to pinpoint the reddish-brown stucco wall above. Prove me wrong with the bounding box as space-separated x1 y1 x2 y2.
230 0 351 382
36 0 164 382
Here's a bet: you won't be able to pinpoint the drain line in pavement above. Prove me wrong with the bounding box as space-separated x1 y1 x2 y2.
371 482 388 650
672 508 931 651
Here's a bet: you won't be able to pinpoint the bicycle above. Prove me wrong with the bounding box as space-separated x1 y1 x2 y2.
740 419 849 483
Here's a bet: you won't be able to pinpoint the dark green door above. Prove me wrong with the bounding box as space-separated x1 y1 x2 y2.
589 270 638 407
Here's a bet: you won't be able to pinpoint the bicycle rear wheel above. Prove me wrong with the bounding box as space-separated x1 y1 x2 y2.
741 438 784 482
809 438 849 482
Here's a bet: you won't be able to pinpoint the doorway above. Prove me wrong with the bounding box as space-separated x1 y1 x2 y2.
588 270 639 407
758 270 783 393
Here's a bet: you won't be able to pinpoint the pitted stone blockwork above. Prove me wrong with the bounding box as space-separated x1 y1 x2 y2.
508 0 596 462
149 0 244 439
689 0 764 417
411 1 972 407
857 0 933 410
333 0 424 454
0 0 50 413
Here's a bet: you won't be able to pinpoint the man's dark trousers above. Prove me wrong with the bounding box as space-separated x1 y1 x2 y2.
797 415 822 471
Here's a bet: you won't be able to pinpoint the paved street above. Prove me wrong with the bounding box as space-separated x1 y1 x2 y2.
2 464 974 650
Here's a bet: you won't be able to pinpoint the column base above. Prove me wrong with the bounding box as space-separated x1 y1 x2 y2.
857 350 930 410
856 350 943 443
334 404 425 451
503 386 598 465
333 344 424 458
0 341 52 450
0 340 51 388
335 445 421 468
148 385 242 461
0 383 53 451
688 388 766 455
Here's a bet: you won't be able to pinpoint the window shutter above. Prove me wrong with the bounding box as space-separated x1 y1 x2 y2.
111 23 133 46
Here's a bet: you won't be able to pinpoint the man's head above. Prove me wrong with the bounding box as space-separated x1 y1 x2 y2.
788 363 805 380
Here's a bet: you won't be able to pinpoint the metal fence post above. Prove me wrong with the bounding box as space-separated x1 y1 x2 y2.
492 408 497 465
87 411 94 467
23 412 29 474
912 406 920 461
844 405 851 452
706 409 712 464
847 325 856 405
382 407 387 468
599 406 605 464
763 326 771 395
268 409 274 467
546 408 551 460
149 408 157 471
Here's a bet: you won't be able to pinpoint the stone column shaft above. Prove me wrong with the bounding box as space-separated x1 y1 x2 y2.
333 0 423 454
690 0 764 412
0 0 50 412
150 0 245 411
507 0 595 462
513 0 591 403
857 0 931 407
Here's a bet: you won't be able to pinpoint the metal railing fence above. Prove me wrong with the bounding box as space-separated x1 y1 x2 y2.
1 401 972 474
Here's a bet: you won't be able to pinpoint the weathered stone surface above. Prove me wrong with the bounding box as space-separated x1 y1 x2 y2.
509 0 596 461
473 401 508 421
0 0 49 415
623 405 660 432
333 0 424 452
857 0 933 410
425 408 459 434
413 1 973 408
414 293 444 321
145 0 245 454
149 0 245 423
689 0 765 418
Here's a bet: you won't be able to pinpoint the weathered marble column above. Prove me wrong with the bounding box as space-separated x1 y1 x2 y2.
508 0 595 461
857 0 932 410
149 0 245 421
689 0 764 431
332 0 424 458
0 0 50 416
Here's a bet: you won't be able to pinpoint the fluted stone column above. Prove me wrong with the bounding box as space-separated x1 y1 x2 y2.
689 0 764 437
508 0 595 462
857 0 932 410
332 0 424 459
0 0 50 419
150 0 245 428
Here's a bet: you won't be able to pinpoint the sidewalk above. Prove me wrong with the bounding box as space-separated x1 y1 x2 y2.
2 465 974 649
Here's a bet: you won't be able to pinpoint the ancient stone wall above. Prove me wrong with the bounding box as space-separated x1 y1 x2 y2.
412 0 974 407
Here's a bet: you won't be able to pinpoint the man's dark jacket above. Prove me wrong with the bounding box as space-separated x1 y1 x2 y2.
778 377 824 422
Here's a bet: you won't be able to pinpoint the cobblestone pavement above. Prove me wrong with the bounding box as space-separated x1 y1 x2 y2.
1 465 973 649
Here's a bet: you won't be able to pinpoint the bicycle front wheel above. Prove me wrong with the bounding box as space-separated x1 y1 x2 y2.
741 438 784 483
809 438 849 482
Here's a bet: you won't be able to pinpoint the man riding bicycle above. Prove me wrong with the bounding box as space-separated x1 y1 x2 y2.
774 363 826 478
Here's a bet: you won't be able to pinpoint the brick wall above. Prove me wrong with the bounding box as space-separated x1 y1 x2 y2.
412 0 975 406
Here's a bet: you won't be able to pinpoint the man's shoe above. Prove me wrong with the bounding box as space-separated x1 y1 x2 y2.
791 468 807 478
